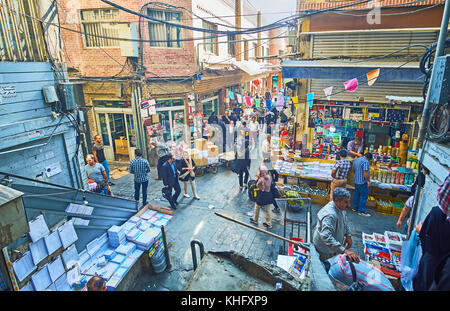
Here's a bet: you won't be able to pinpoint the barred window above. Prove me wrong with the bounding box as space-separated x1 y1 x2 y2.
202 20 217 55
0 0 46 61
80 9 122 48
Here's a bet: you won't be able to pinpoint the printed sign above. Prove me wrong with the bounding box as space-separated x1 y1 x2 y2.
45 162 62 178
0 85 16 98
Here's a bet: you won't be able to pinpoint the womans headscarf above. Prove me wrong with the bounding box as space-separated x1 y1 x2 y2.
256 165 272 192
437 172 450 221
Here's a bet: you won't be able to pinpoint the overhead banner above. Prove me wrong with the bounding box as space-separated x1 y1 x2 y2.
323 86 333 100
367 69 380 86
344 78 358 92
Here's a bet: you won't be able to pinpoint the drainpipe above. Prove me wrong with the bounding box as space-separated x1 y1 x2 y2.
408 1 449 237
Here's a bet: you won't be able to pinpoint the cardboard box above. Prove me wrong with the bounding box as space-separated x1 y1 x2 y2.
208 145 219 157
195 138 207 151
196 157 208 166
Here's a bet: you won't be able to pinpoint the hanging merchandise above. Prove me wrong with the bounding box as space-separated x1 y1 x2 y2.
255 98 261 108
236 93 242 104
245 96 252 107
367 69 380 86
229 91 234 100
307 93 314 107
323 86 333 100
291 96 298 104
266 99 272 110
344 78 358 92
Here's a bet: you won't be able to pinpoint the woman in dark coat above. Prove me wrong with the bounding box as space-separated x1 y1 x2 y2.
413 173 450 290
177 151 200 199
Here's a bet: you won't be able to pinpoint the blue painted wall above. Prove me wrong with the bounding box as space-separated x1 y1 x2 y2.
0 62 87 188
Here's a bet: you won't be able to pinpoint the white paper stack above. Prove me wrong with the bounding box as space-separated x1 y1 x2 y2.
120 256 137 269
133 227 160 250
126 228 141 241
138 222 151 232
61 244 80 270
103 249 115 260
115 241 136 256
110 253 126 264
140 209 157 220
107 225 126 247
128 216 142 226
105 276 121 289
99 262 119 280
122 221 136 233
57 220 78 249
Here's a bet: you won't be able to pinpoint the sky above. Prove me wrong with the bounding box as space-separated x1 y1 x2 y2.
248 0 297 25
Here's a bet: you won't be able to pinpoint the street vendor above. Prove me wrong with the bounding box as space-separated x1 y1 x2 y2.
347 136 364 158
313 187 359 263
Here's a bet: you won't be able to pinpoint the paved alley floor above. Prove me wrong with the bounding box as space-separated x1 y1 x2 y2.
110 139 400 291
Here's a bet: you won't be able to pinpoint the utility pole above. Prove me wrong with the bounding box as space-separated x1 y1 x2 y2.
235 0 242 61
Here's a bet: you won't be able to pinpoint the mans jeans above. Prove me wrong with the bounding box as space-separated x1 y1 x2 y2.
134 180 149 206
353 183 369 213
239 168 249 187
100 160 111 183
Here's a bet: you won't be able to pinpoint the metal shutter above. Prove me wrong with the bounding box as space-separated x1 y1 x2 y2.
309 79 424 103
312 31 439 59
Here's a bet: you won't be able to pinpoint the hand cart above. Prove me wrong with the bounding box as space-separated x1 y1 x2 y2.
275 197 312 256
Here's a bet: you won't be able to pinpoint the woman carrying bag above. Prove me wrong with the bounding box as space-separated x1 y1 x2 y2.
178 151 200 200
250 165 273 229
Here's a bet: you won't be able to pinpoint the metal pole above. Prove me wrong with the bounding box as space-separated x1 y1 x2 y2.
214 212 310 251
417 0 450 143
161 225 171 270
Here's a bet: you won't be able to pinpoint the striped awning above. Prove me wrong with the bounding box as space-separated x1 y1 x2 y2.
298 0 444 11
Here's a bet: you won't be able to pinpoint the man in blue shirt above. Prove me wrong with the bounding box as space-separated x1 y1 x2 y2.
161 153 181 210
233 104 243 121
129 149 151 207
352 152 373 217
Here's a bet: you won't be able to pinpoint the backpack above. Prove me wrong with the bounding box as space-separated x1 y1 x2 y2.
247 180 260 202
280 189 303 211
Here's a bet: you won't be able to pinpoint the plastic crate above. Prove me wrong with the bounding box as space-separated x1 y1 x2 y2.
376 197 393 215
390 200 404 216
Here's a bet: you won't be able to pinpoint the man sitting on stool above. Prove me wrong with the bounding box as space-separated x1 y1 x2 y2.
161 153 181 210
313 187 360 263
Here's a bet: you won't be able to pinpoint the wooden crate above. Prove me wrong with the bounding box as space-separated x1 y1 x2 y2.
376 197 393 215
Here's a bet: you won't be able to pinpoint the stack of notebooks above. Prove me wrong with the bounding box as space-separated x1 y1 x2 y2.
107 225 126 247
132 227 161 250
115 241 136 257
128 216 142 226
139 209 157 221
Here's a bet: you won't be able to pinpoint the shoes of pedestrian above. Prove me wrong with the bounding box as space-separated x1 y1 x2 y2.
352 209 358 212
263 222 272 229
358 212 371 217
155 178 162 180
240 186 243 190
109 182 115 185
184 193 190 198
272 208 280 213
249 218 258 225
194 196 200 200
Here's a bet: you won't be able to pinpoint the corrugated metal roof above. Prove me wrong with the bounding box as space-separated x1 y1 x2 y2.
0 184 23 206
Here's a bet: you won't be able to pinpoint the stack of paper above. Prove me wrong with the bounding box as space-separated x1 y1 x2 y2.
57 220 78 249
138 222 151 232
31 265 52 291
44 230 63 256
130 248 144 258
99 262 119 280
103 249 115 260
110 253 126 264
47 256 65 282
133 227 160 250
105 276 121 289
78 249 91 267
12 251 36 282
126 228 141 241
97 256 107 267
120 256 136 269
111 267 127 280
128 216 142 225
140 209 157 220
28 215 50 243
65 203 94 216
115 241 136 256
54 272 72 291
122 221 137 233
61 244 80 270
29 238 48 265
107 225 126 247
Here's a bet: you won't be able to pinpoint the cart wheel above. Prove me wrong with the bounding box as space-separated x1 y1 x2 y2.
211 166 218 174
196 168 204 177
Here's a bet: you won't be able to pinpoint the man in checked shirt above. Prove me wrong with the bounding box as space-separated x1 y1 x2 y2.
129 149 151 208
330 150 351 201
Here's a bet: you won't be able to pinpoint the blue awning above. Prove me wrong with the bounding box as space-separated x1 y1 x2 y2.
281 60 423 82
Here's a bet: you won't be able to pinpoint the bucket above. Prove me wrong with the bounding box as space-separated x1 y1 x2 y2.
150 243 166 273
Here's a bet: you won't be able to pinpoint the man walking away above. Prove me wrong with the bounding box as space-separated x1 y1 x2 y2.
352 152 373 217
250 165 273 229
152 139 170 180
92 135 114 185
129 149 151 208
161 153 181 210
313 187 359 263
330 150 351 201
85 154 110 195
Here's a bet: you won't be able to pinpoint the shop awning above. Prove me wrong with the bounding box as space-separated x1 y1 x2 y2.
386 95 424 103
281 60 423 82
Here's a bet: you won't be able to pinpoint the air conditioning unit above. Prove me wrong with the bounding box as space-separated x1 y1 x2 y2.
42 85 59 104
59 83 85 112
119 23 139 58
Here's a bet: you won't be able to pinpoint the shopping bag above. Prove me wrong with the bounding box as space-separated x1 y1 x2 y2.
327 254 395 291
400 230 422 291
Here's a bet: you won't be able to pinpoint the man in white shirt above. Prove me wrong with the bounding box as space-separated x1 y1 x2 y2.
262 134 271 161
248 116 260 148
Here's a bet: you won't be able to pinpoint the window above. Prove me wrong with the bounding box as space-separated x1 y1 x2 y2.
253 43 257 59
148 9 182 48
202 21 217 55
227 33 235 57
0 0 46 61
244 40 249 61
81 9 122 48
